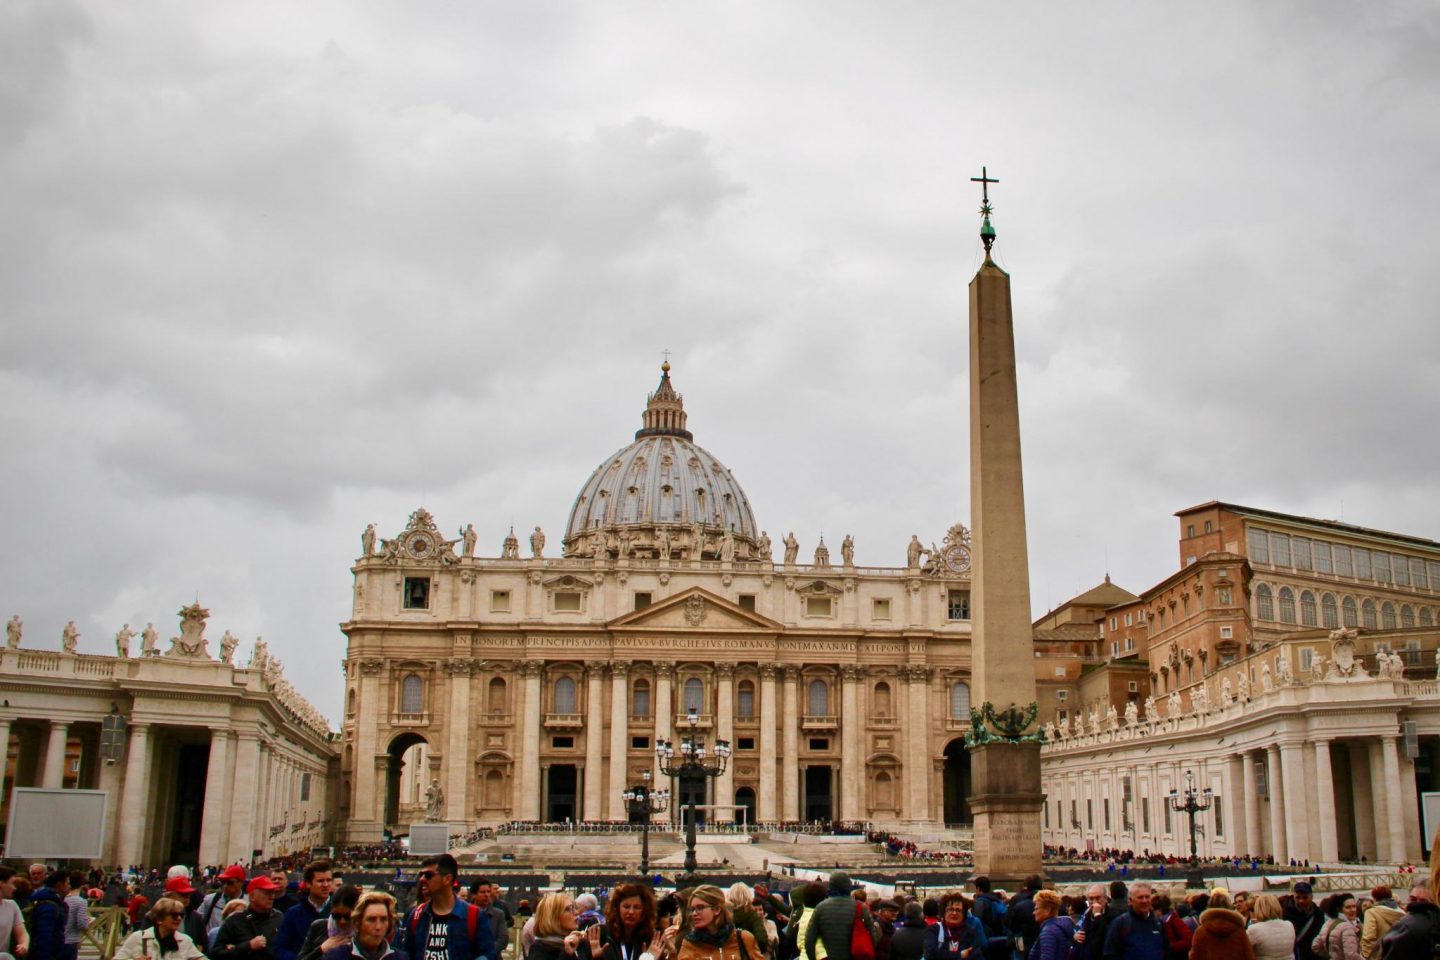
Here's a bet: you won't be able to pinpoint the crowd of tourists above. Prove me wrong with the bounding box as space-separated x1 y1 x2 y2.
5 854 1440 960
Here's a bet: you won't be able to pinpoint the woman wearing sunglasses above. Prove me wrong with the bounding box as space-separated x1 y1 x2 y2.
115 897 207 960
299 886 362 960
675 886 759 960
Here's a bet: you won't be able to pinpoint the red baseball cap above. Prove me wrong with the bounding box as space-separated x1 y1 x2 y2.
218 866 247 882
164 876 196 895
247 876 282 894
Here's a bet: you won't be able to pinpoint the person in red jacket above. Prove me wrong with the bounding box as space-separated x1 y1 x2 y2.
1153 896 1192 960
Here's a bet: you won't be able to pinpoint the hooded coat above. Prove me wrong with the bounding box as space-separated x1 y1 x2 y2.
1190 909 1255 960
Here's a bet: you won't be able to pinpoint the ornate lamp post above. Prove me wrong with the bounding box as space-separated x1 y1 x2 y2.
622 770 670 877
656 709 730 884
1167 769 1214 889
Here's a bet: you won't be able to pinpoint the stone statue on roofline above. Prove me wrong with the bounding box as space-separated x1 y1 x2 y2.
755 530 771 562
61 620 79 653
141 623 159 656
782 532 799 566
6 615 21 648
115 624 135 659
530 526 546 559
361 523 377 557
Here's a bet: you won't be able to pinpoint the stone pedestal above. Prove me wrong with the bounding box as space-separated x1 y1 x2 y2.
969 741 1044 882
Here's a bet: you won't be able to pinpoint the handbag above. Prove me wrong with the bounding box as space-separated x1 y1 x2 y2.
851 902 876 960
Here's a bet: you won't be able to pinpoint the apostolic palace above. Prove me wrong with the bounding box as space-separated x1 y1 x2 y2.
338 364 985 842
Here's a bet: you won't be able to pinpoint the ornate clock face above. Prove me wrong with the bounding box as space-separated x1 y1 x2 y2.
943 544 972 573
408 536 432 557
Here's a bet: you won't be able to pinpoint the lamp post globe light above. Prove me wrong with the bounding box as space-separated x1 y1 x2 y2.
656 709 731 884
1167 769 1214 890
622 770 670 877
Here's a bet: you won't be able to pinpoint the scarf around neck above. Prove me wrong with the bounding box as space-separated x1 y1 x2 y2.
686 922 736 948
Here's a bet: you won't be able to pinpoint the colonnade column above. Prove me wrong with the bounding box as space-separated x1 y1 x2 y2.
905 666 932 823
1266 745 1287 862
608 661 631 821
840 666 862 821
227 732 262 865
1280 741 1309 862
716 664 735 821
116 722 152 867
446 659 473 823
1241 751 1262 857
758 665 778 822
654 663 674 801
781 667 800 821
41 721 69 789
1313 739 1339 864
1380 734 1407 864
198 730 234 866
1349 742 1378 860
518 661 543 821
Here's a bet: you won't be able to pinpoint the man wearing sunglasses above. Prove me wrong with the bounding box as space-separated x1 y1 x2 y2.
398 855 495 960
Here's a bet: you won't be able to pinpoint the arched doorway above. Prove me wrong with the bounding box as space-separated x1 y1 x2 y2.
734 787 756 825
384 732 428 828
943 738 972 825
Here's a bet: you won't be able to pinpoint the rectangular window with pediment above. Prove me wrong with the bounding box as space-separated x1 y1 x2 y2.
805 597 833 617
553 591 582 612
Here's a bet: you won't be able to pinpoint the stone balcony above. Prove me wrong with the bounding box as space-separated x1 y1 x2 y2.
544 712 584 729
801 714 839 731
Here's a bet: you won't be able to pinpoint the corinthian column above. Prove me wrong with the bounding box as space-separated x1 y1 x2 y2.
608 661 631 821
583 664 605 820
116 722 152 867
840 666 864 820
782 667 800 821
716 664 736 822
758 664 778 822
445 659 473 823
653 662 674 798
518 661 544 821
905 667 932 823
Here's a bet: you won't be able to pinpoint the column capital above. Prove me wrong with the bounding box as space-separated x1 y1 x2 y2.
758 663 779 680
520 659 546 678
840 664 865 682
716 662 737 680
782 665 801 682
653 660 676 679
446 658 478 677
585 662 607 681
611 659 632 678
358 658 384 676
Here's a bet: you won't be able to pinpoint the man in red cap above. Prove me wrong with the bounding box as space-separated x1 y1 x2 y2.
198 868 249 940
213 875 283 960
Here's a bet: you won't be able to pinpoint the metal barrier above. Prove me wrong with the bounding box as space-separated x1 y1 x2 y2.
79 906 127 960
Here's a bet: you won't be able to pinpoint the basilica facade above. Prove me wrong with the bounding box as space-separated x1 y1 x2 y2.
339 364 982 841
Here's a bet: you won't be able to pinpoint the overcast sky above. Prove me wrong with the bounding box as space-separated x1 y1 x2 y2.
3 1 1437 723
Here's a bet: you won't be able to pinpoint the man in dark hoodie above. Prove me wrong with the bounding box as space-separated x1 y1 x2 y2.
892 902 932 960
1379 884 1439 960
1074 886 1115 960
971 879 1009 960
1005 877 1042 960
28 872 70 960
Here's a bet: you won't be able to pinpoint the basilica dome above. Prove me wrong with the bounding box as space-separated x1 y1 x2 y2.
562 363 762 561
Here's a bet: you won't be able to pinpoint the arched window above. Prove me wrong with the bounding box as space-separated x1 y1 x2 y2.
874 771 894 809
1257 584 1274 620
950 682 971 720
554 676 577 713
683 677 704 714
632 678 651 717
488 677 507 714
1278 587 1296 624
484 770 504 806
807 679 829 716
873 682 892 718
347 688 357 715
1363 599 1378 630
401 674 423 714
1401 605 1416 629
1321 594 1338 629
1343 596 1358 628
1382 602 1397 630
1300 591 1317 626
1422 608 1435 628
737 680 755 718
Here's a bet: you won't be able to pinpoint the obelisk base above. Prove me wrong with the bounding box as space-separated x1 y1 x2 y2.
969 741 1045 884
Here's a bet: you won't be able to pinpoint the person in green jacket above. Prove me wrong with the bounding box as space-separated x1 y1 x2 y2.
805 874 878 960
726 885 770 955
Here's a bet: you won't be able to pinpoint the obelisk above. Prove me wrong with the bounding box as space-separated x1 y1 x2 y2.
965 169 1045 881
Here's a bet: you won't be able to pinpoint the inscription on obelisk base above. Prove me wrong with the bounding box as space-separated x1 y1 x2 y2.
969 741 1045 881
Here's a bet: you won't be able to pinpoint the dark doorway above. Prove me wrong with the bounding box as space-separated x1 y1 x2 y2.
676 772 708 827
734 787 756 825
943 739 972 824
166 743 209 866
384 733 428 827
804 766 834 822
547 765 578 822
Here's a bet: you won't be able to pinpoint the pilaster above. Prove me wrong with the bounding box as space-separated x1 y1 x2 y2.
608 661 631 821
758 664 778 822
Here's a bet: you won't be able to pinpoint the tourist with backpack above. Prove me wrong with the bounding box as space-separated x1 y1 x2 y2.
971 879 1008 960
1006 879 1042 960
396 855 494 960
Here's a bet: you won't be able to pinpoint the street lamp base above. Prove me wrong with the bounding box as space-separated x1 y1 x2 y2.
1185 867 1206 890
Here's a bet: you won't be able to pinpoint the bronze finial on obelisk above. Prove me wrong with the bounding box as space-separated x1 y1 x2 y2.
964 167 1044 881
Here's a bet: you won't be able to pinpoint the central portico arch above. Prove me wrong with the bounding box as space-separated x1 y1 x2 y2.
943 737 973 825
384 731 428 829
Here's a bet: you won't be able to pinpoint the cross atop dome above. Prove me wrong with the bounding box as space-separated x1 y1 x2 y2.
637 359 693 441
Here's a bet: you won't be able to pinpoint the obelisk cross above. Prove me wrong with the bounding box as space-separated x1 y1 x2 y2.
970 166 999 206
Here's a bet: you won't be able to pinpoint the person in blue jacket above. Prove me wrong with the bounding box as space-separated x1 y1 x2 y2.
925 894 988 960
397 855 495 960
28 872 72 960
276 860 336 960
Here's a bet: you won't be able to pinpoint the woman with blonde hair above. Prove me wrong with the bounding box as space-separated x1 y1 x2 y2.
1029 891 1074 960
1246 895 1295 960
677 886 757 960
325 891 400 960
115 897 207 960
724 884 769 955
530 894 586 960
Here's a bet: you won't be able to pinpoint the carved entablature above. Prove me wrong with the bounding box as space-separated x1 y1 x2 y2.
359 658 384 676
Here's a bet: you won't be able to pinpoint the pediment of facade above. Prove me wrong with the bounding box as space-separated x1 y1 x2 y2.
608 586 781 632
